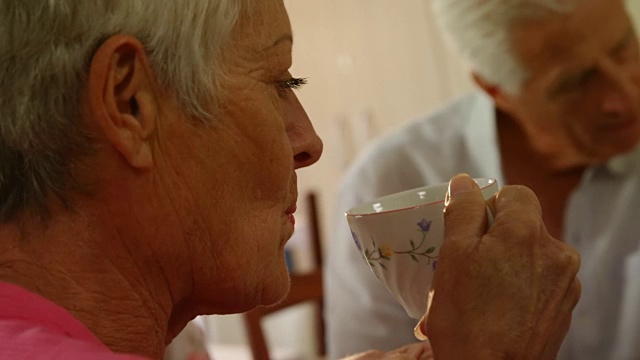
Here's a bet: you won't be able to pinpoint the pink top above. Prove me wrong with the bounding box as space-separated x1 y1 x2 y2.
0 281 149 360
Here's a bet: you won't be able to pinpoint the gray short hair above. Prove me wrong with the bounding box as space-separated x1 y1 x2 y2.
432 0 579 94
0 0 253 221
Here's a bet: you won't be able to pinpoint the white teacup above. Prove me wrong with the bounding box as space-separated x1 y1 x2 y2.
346 178 498 319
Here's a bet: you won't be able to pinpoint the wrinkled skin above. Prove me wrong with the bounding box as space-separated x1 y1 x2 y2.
344 174 580 360
424 174 581 359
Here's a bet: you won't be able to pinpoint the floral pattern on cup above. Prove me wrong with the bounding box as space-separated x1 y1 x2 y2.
355 218 438 270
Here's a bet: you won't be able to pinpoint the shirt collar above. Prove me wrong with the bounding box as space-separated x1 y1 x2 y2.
461 90 506 186
601 144 640 177
0 280 106 346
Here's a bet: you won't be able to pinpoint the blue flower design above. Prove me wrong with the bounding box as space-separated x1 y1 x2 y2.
351 231 362 251
417 218 432 232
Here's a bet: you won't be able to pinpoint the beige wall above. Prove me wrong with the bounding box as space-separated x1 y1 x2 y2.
629 0 640 23
286 0 473 248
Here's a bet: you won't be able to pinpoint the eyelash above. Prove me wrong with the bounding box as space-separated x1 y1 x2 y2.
278 77 308 97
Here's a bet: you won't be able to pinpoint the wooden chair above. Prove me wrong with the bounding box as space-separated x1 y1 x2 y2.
243 192 325 360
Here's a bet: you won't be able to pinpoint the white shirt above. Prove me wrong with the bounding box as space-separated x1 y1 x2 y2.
324 91 640 360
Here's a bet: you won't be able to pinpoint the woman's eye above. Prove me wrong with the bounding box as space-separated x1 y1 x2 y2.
277 77 308 98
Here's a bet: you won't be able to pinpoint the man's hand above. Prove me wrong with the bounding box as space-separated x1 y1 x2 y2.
424 174 581 359
341 342 434 360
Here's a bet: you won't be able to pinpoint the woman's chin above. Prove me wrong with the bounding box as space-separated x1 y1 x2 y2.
262 272 292 307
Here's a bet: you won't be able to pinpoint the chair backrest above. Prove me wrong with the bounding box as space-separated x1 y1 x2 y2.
243 192 325 360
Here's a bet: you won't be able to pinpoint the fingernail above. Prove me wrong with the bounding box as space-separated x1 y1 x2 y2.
413 313 428 341
445 174 476 206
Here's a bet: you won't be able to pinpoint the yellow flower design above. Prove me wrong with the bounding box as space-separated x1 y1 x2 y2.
381 243 393 258
363 219 438 271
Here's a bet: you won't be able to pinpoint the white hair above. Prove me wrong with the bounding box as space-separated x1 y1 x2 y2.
0 0 252 220
432 0 580 94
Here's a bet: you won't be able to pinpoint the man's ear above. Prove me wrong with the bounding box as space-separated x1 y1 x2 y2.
471 72 516 114
87 35 158 169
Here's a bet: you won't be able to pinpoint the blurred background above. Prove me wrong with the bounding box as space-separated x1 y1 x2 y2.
198 1 640 359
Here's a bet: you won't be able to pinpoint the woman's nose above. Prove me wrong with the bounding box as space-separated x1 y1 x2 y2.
283 94 323 170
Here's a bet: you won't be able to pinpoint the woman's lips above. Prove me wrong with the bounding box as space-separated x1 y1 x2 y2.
285 205 297 225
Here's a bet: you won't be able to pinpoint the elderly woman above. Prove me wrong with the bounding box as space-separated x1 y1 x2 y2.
0 1 579 359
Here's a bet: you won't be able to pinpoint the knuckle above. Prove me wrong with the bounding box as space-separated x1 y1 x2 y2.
491 186 546 234
570 278 582 307
497 185 542 211
490 210 544 241
562 278 582 311
549 242 581 274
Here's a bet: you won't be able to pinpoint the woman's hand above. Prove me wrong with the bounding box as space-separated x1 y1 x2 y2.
423 174 581 359
341 342 434 360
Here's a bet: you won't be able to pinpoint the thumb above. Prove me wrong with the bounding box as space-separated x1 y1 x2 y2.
443 173 490 250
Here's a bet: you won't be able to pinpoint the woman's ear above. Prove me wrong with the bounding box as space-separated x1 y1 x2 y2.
86 34 158 169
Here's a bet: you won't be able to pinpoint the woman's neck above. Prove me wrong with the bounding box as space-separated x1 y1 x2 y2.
0 212 176 360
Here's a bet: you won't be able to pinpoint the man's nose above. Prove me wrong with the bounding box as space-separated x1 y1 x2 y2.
599 59 640 116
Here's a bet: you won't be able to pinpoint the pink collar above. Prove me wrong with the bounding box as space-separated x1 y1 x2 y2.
0 280 106 347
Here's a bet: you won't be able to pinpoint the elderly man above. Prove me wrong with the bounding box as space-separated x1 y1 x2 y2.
325 0 640 359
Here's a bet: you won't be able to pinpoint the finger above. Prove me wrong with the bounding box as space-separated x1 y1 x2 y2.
568 277 582 310
541 297 576 360
387 341 433 358
443 174 490 251
487 185 545 244
527 252 581 358
341 350 384 360
545 277 581 357
393 352 432 360
492 185 543 224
